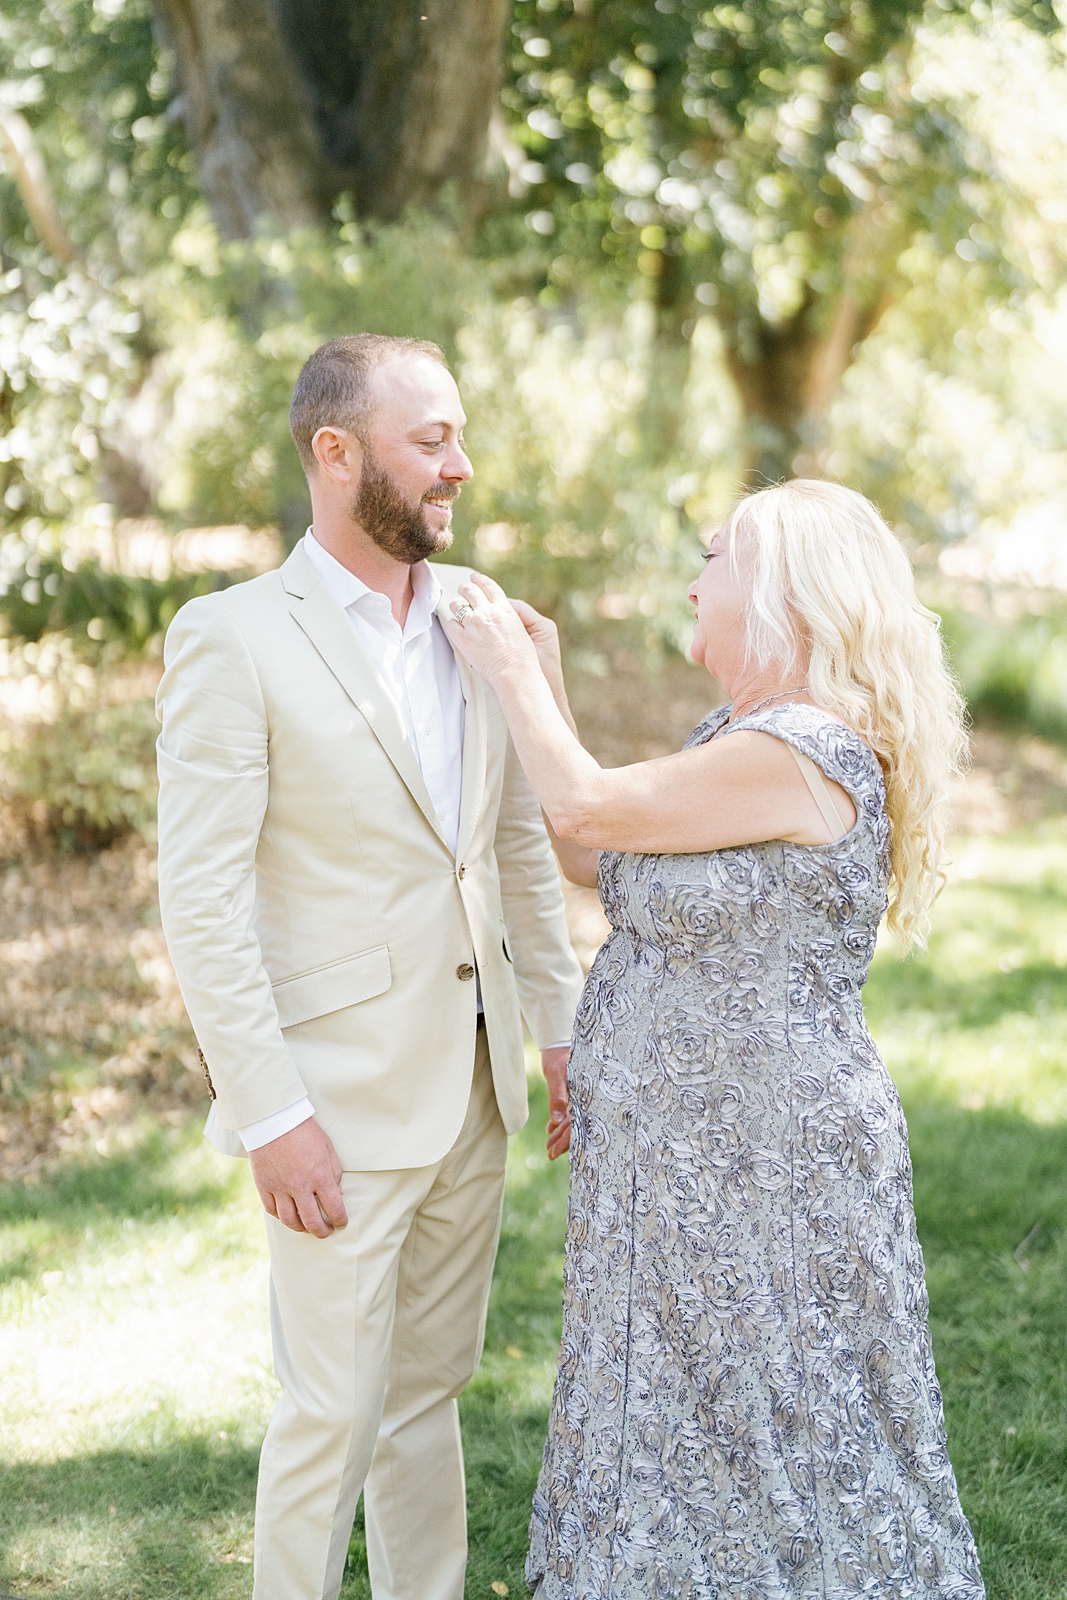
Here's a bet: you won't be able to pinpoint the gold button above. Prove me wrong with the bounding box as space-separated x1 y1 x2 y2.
457 863 466 880
456 963 475 981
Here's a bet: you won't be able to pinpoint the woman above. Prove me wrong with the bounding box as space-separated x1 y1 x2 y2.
445 480 983 1600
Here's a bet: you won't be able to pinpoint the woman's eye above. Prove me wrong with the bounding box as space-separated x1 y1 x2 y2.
702 550 716 563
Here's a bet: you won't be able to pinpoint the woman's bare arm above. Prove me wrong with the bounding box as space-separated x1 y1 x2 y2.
447 579 855 855
506 598 600 887
543 810 600 888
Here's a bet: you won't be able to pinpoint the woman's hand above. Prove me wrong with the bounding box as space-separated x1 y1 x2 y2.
443 573 539 685
510 598 565 700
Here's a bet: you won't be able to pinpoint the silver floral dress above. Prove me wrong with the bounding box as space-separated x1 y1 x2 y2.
527 704 984 1600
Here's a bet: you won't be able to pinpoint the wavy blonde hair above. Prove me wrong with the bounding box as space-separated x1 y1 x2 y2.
726 479 967 950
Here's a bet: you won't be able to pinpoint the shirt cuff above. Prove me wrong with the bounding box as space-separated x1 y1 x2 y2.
238 1097 315 1152
543 1040 571 1052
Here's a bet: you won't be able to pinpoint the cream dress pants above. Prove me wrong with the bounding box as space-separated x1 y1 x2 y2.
253 1028 507 1600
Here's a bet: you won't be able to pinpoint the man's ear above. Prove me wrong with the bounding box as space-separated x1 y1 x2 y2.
311 426 362 485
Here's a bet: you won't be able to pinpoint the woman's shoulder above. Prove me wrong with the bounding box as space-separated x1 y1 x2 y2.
724 702 886 807
683 703 731 749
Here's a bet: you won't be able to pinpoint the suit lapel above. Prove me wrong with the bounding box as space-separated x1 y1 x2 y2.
432 568 488 860
453 645 488 861
282 546 451 852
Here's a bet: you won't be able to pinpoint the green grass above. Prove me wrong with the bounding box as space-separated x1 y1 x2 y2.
3 825 1067 1597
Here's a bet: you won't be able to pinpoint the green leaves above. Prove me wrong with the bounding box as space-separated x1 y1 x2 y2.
499 0 1061 476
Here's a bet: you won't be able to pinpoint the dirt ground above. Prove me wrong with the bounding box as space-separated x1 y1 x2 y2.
2 677 1065 1180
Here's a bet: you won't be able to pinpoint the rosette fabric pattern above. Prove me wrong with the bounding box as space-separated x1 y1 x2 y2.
527 704 984 1600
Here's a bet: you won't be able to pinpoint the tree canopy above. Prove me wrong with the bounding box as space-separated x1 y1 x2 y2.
498 0 1061 477
0 0 1065 657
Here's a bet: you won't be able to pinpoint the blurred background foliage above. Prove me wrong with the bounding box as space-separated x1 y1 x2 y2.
3 11 1067 1590
0 0 1065 849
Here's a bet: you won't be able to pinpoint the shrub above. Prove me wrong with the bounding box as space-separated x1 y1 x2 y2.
0 691 159 851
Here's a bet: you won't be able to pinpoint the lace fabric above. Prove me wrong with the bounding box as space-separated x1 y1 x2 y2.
527 704 984 1600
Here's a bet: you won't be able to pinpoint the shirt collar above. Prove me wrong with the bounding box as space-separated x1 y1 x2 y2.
303 529 442 635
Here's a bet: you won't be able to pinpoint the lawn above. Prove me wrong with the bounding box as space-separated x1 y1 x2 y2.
1 826 1066 1598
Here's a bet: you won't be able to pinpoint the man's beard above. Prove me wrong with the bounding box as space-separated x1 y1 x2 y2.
352 450 458 563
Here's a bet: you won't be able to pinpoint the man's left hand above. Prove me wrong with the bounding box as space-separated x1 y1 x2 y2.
541 1045 571 1160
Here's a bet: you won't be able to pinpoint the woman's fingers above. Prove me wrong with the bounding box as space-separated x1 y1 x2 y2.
469 571 507 602
511 597 553 634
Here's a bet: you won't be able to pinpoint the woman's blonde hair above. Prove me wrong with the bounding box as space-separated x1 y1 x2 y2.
727 478 967 950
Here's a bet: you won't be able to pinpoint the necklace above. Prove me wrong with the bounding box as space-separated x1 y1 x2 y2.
729 684 810 722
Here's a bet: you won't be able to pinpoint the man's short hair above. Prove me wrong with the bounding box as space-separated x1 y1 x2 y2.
289 334 449 471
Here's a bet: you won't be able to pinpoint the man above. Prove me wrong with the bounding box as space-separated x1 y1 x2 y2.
155 334 584 1600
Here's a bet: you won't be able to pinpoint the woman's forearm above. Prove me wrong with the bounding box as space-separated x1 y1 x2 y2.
543 811 600 888
506 660 600 884
491 664 607 839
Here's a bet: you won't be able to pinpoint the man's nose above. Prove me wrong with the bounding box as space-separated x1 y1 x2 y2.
443 446 474 482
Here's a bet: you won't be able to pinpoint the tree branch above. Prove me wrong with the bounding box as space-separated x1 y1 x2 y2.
0 109 78 265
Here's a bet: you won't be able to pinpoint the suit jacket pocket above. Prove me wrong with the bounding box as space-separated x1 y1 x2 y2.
272 945 391 1029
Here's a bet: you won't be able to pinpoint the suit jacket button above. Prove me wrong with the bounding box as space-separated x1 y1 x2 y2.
457 863 466 879
456 963 475 981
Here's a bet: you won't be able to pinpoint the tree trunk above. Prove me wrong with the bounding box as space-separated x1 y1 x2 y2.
637 247 696 466
152 0 330 241
274 0 511 223
153 0 510 241
719 300 823 486
719 301 891 485
718 212 894 485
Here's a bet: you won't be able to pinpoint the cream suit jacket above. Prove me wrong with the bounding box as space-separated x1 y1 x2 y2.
155 544 584 1171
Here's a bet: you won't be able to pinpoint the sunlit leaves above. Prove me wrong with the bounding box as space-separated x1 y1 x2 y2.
0 0 195 268
501 0 1059 354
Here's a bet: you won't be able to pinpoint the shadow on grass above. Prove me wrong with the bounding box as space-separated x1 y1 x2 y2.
0 1439 259 1599
0 1124 239 1294
0 1126 234 1232
4 1083 1063 1598
868 954 1067 1033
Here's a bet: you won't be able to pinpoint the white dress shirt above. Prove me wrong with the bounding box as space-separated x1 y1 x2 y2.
303 529 467 851
231 530 566 1154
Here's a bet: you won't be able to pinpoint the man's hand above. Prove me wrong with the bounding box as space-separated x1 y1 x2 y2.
248 1118 348 1238
541 1045 571 1160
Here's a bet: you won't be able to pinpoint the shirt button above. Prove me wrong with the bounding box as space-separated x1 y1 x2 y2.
456 963 475 982
457 864 466 880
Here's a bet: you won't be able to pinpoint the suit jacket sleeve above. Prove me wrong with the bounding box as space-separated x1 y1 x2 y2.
156 599 308 1129
493 730 585 1049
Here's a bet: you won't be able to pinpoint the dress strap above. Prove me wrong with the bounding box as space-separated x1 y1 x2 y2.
790 746 847 842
